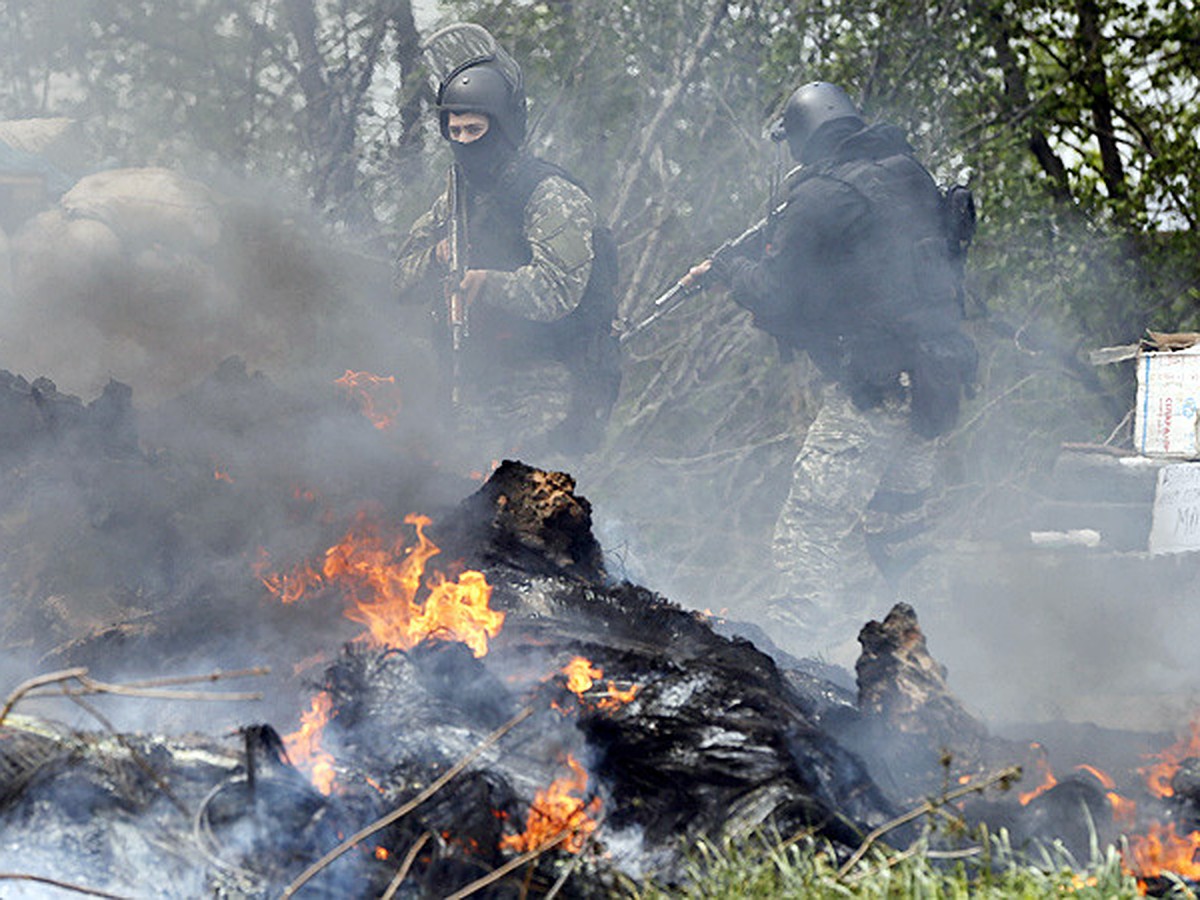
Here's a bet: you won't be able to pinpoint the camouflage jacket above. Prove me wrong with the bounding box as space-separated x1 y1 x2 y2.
393 155 595 324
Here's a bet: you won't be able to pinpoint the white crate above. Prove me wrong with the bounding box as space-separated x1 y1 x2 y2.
1135 346 1200 458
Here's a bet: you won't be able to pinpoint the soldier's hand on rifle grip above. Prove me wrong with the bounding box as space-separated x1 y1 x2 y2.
458 270 488 308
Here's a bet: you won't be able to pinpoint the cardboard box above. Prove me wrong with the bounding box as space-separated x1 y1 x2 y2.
1135 346 1200 458
1149 462 1200 553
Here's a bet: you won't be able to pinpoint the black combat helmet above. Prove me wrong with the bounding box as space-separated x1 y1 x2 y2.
437 61 527 148
775 81 863 160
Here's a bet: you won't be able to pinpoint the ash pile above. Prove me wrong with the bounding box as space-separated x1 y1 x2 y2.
0 363 1191 897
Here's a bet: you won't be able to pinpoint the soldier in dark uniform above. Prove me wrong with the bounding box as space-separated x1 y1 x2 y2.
690 81 977 658
394 27 618 466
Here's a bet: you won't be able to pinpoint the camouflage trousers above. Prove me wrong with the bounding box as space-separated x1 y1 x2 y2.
768 379 938 655
454 359 573 471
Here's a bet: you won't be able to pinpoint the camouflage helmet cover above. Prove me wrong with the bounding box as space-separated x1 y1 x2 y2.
422 23 526 147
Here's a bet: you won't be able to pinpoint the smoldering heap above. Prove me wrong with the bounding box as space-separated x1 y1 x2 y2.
0 364 904 898
2 362 1197 898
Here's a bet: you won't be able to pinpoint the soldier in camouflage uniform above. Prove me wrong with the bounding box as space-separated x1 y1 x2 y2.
394 50 617 467
690 82 977 659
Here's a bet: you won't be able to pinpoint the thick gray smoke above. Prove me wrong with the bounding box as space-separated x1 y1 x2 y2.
0 167 409 407
0 162 478 741
1 3 1195 753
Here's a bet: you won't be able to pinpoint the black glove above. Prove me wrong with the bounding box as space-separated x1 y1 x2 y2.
706 242 740 284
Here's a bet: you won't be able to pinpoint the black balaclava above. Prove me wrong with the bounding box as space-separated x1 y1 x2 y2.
451 119 517 189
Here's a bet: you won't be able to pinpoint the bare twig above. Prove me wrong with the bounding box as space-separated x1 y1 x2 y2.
1102 408 1135 446
118 666 271 688
543 812 606 900
944 373 1038 440
1060 440 1134 457
3 667 271 727
379 830 433 900
26 682 264 703
844 839 984 885
443 830 572 900
0 873 133 899
606 0 731 230
281 705 536 898
0 667 88 725
842 842 925 883
65 693 192 820
836 765 1021 879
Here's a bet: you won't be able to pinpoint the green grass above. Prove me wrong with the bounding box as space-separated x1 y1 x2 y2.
628 829 1198 899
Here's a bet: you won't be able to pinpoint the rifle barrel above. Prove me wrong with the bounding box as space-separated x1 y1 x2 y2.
620 199 785 343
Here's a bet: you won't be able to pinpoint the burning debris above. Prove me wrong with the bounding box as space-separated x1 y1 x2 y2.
3 365 1200 896
837 604 1200 891
0 373 899 896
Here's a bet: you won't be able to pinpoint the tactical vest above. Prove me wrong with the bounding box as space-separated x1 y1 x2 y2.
802 152 959 323
788 148 977 436
464 154 621 453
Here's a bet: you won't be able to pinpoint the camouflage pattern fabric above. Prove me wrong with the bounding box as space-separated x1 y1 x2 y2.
474 175 594 321
394 171 596 468
393 174 594 320
393 189 450 298
767 379 937 657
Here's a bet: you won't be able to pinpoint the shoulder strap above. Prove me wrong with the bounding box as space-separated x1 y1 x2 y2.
498 154 579 219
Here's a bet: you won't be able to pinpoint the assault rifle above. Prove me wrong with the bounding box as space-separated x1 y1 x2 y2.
445 164 469 407
619 200 787 344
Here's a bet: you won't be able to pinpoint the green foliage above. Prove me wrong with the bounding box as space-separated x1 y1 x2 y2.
0 0 429 228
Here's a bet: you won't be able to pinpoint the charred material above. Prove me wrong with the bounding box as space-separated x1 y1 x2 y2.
285 463 902 891
0 717 363 897
1172 757 1200 810
834 602 992 802
4 363 1177 894
842 604 1139 863
856 603 990 751
455 459 606 582
0 391 904 897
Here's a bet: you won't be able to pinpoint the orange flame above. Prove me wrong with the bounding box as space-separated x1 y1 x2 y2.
283 691 338 795
559 657 639 711
598 683 640 711
1139 716 1200 799
335 370 402 430
254 547 323 605
1018 744 1057 805
214 468 234 483
1076 764 1139 830
258 513 503 657
1126 822 1200 883
500 755 601 854
562 657 603 696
